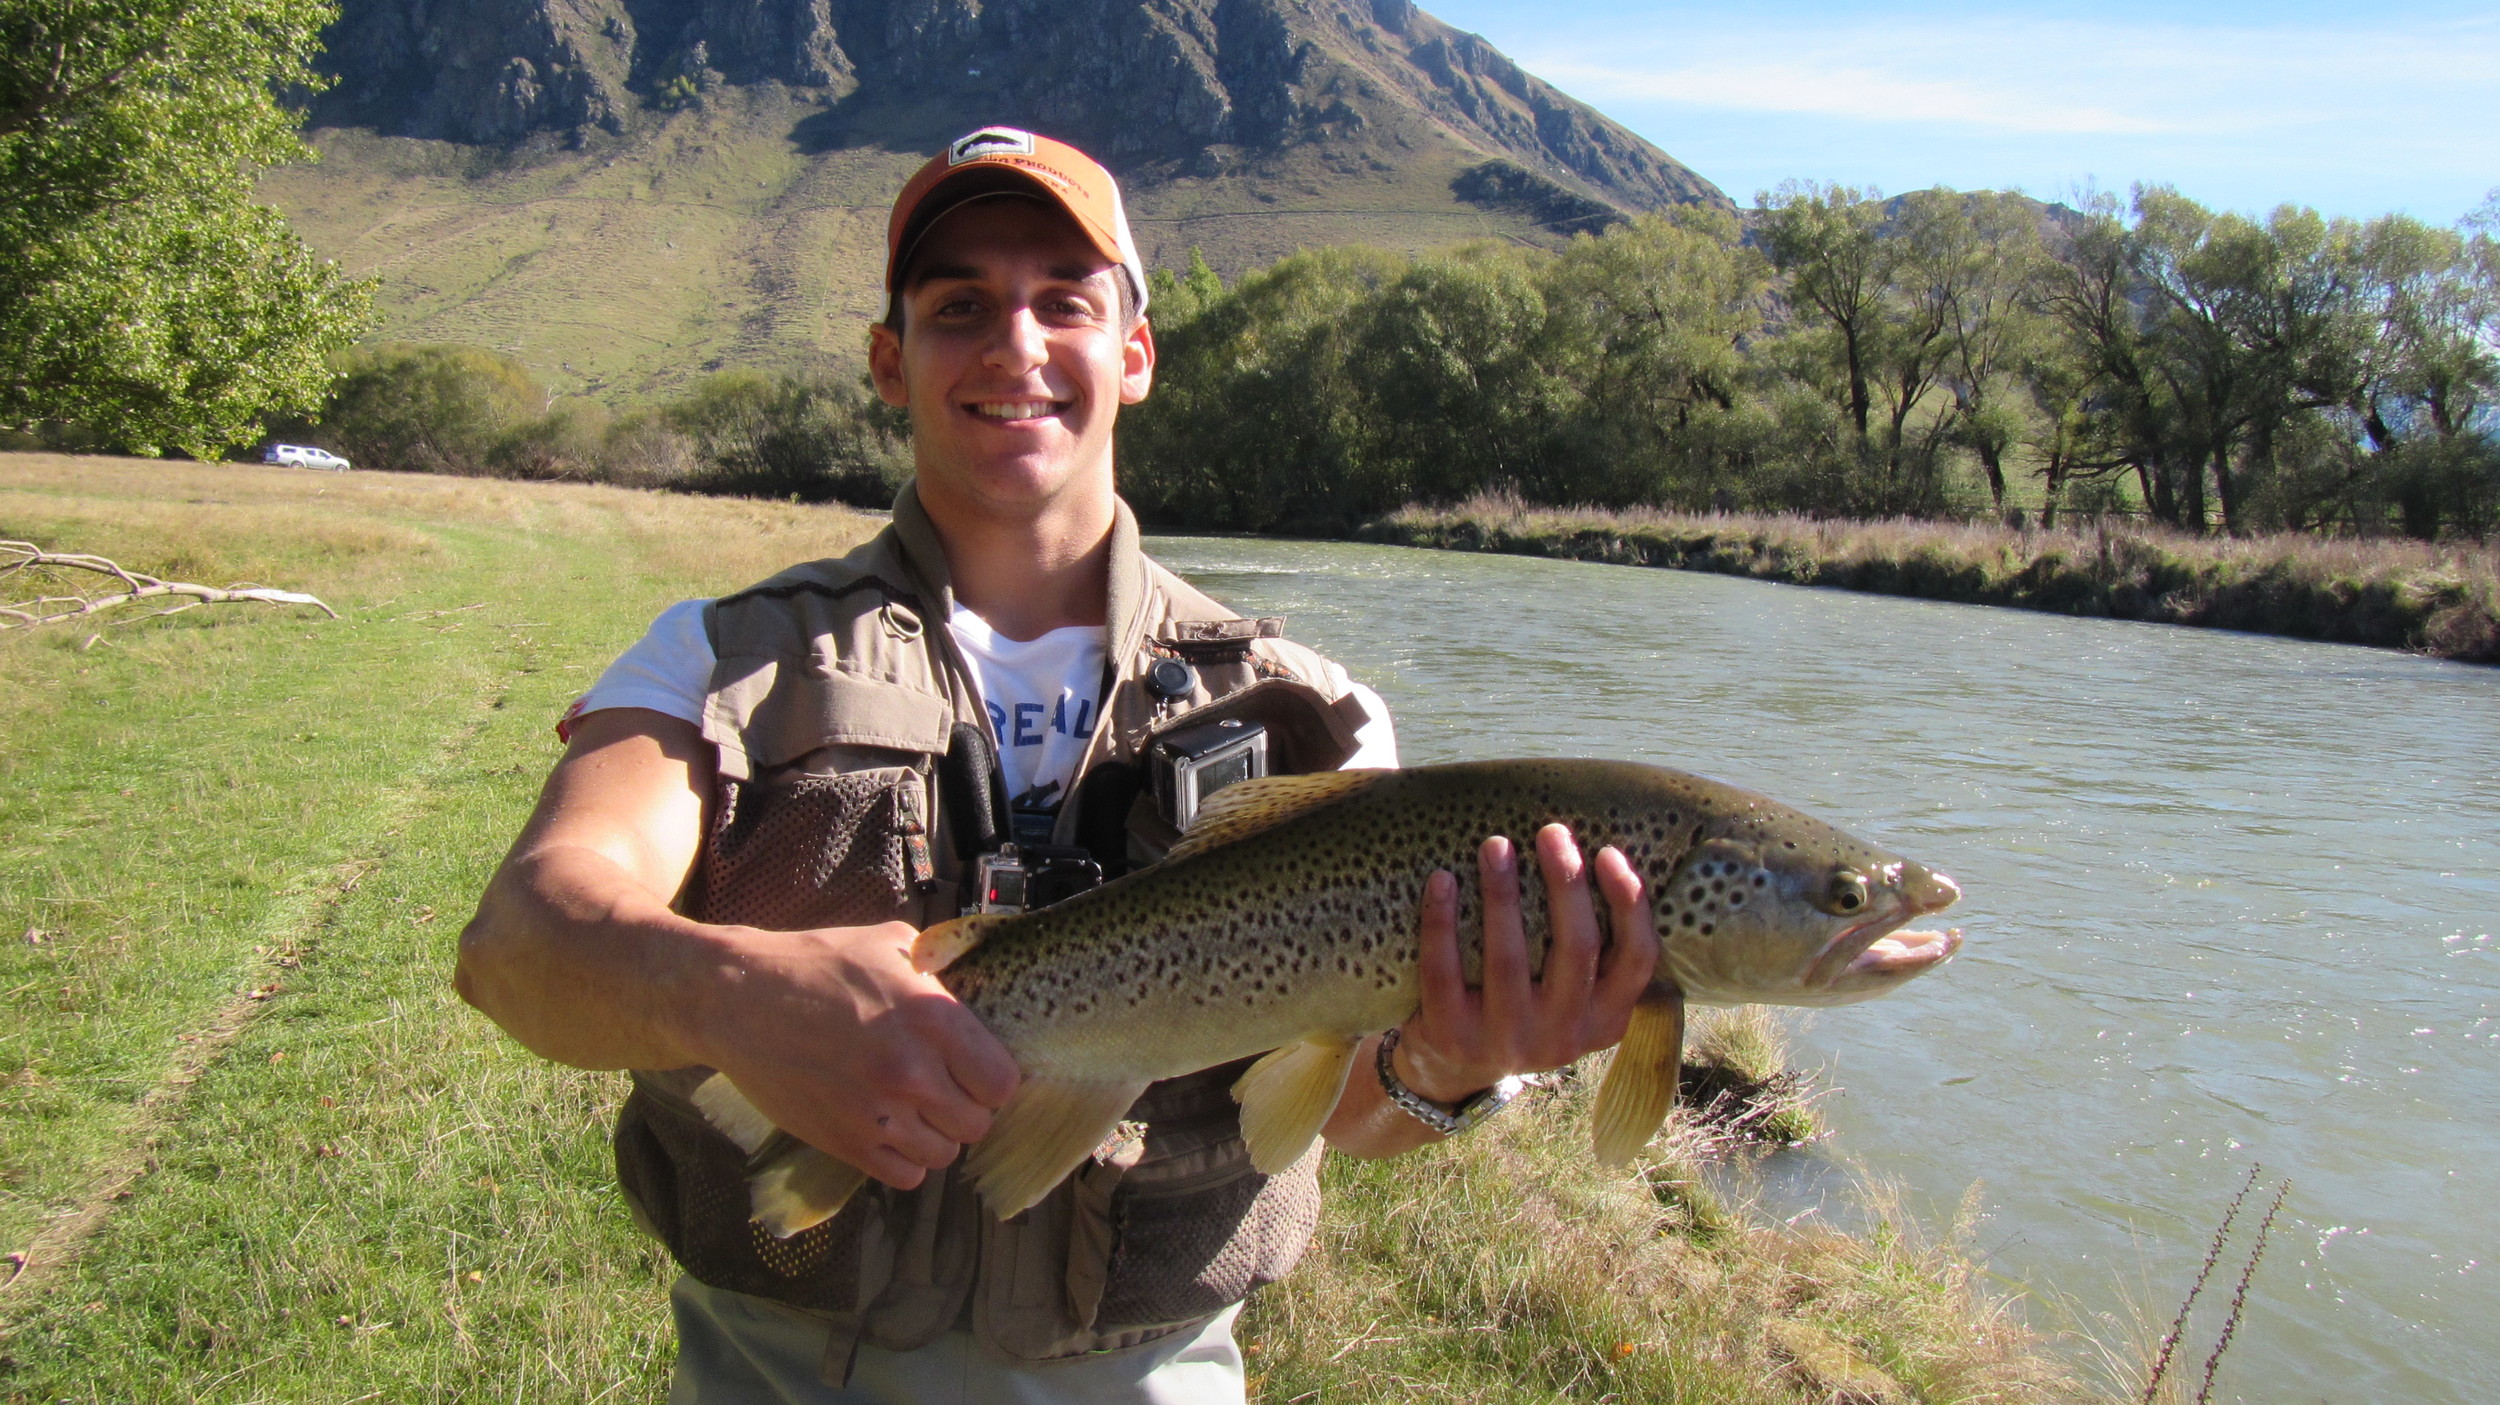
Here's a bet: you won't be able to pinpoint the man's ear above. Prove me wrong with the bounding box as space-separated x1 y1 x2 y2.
868 321 909 408
1119 316 1156 406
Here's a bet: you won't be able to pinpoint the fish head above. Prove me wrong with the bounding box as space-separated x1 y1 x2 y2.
1650 818 1961 1008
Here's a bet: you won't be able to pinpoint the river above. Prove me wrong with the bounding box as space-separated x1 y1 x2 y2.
1150 533 2499 1405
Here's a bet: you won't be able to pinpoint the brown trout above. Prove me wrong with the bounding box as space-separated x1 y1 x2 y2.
694 759 1963 1233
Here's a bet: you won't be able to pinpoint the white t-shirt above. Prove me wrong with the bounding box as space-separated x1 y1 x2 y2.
943 606 1107 841
570 600 1399 835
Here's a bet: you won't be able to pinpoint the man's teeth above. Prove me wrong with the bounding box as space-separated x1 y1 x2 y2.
972 401 1056 420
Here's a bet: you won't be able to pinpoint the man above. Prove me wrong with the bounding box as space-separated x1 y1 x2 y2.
456 127 1659 1404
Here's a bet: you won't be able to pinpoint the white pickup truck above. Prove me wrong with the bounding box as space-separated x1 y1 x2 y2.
263 443 351 471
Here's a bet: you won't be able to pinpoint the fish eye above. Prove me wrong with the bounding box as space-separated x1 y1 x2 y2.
1830 873 1868 912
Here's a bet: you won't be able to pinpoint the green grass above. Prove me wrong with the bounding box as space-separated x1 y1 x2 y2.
1 456 2101 1402
1369 492 2500 663
0 454 877 1399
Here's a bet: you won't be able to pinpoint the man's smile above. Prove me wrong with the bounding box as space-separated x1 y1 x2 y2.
966 399 1069 422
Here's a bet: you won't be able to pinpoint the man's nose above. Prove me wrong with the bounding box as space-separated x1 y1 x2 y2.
982 305 1048 373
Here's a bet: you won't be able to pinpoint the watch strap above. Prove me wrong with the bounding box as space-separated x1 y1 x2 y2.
1374 1027 1525 1136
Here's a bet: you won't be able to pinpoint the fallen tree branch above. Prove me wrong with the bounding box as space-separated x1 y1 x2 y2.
0 540 338 630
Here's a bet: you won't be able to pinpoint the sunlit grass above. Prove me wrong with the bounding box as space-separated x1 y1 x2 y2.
1375 492 2500 663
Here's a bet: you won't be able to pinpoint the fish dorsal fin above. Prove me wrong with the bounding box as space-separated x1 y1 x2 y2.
1167 769 1389 862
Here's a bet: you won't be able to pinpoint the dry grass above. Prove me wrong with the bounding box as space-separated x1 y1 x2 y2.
1247 1052 2097 1404
1371 492 2500 663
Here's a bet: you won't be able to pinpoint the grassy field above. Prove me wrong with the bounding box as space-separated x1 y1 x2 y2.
0 455 2103 1402
1369 494 2500 664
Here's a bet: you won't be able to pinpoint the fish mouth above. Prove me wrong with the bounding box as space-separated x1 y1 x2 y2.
1841 927 1962 980
1806 918 1963 989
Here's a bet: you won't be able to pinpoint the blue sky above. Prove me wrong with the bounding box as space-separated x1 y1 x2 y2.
1418 0 2498 223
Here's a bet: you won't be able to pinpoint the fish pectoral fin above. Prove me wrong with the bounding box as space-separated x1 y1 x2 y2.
691 1072 782 1157
1231 1034 1363 1174
910 914 1007 974
1590 991 1685 1166
751 1146 869 1238
964 1075 1150 1220
1165 770 1389 861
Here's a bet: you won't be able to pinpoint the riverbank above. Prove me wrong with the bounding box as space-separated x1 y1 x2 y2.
1361 494 2500 664
0 455 2106 1402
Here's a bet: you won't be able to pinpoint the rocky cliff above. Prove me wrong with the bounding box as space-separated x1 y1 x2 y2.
315 0 1723 219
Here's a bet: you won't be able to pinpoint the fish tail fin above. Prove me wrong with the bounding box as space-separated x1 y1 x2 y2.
751 1147 869 1238
1591 991 1685 1166
910 914 1007 974
1231 1034 1362 1174
691 1072 781 1156
964 1076 1149 1219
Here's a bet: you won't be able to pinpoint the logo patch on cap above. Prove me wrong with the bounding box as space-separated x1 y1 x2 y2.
948 128 1037 166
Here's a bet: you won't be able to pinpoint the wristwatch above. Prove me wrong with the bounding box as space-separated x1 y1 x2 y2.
1374 1027 1527 1136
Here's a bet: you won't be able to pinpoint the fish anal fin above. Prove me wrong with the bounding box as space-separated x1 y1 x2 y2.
691 1072 781 1157
1591 992 1685 1166
1231 1034 1362 1174
752 1147 869 1238
1167 770 1389 862
965 1075 1151 1219
911 914 1006 974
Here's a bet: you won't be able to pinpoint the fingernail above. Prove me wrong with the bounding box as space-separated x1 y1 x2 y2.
1488 836 1514 873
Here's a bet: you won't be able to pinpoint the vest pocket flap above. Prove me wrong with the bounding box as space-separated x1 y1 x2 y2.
721 659 957 769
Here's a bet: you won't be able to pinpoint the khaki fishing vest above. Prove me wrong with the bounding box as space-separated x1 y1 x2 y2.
611 484 1372 1376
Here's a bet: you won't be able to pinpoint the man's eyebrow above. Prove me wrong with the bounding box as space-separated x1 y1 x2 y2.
906 261 980 289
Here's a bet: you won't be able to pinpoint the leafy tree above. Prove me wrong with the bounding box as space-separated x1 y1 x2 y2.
302 343 545 474
666 368 911 506
0 0 370 456
1542 209 1768 506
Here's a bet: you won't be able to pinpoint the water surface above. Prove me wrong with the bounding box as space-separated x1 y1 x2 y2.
1151 534 2499 1404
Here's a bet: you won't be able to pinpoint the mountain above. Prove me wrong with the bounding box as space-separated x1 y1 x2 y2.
266 0 1726 399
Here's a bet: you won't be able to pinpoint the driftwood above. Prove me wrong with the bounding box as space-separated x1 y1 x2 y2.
0 540 338 630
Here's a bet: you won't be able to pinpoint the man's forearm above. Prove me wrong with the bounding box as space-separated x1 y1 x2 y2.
455 843 735 1071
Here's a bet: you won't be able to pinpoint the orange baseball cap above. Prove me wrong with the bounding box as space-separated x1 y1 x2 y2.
884 126 1149 322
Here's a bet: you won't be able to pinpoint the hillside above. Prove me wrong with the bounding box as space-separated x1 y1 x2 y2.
260 0 1727 400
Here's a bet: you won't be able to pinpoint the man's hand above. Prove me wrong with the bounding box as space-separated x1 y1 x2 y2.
454 706 1020 1192
1324 824 1658 1156
687 922 1021 1191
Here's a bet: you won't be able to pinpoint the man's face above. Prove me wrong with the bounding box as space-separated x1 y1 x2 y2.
868 196 1154 521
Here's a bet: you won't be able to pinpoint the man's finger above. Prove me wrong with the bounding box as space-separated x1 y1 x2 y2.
1590 845 1660 1016
937 1005 1024 1110
1477 834 1529 1036
864 1105 966 1171
1415 867 1468 1025
1534 824 1602 1002
918 1092 997 1147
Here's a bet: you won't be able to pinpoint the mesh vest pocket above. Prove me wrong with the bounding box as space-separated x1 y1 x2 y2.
696 765 925 932
1089 1122 1322 1331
